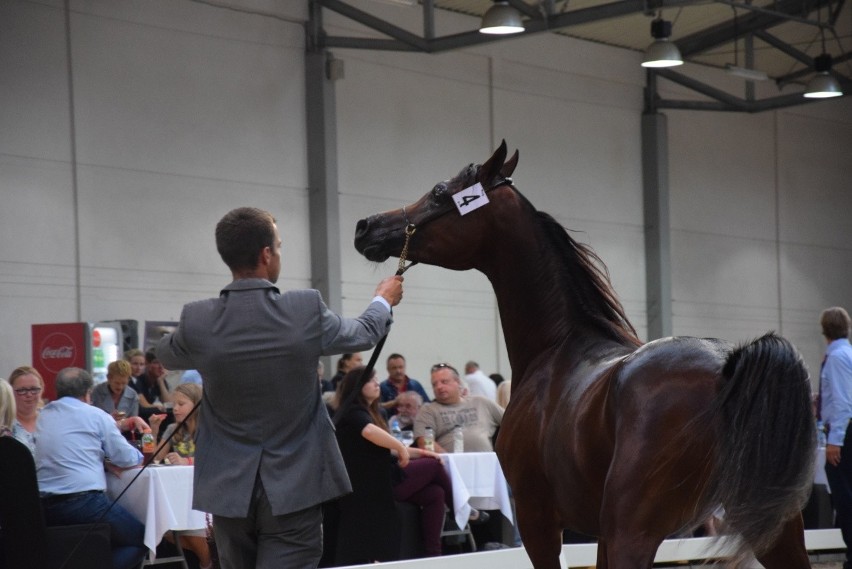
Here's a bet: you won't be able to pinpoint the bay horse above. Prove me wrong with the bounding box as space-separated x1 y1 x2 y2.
354 141 816 569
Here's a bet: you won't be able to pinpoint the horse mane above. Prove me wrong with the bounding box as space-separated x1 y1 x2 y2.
496 178 641 347
464 163 641 347
534 209 642 347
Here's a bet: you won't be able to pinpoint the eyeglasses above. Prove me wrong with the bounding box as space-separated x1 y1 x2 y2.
430 363 459 375
14 387 42 396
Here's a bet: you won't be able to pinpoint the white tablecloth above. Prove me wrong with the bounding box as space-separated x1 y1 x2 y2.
106 465 207 555
441 451 514 530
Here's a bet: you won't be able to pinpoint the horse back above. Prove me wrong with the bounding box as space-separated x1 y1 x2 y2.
498 336 731 536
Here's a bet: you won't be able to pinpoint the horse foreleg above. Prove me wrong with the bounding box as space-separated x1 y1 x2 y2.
515 497 563 569
754 514 811 569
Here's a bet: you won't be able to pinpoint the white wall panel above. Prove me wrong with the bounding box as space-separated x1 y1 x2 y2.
0 1 70 161
669 111 777 239
69 9 306 188
0 1 309 373
2 0 851 397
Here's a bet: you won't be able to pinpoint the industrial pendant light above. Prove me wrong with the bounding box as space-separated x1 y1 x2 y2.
804 26 843 99
805 54 843 98
804 11 843 99
479 0 525 35
641 18 683 68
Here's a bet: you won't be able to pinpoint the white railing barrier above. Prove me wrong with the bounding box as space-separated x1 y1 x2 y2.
333 529 845 569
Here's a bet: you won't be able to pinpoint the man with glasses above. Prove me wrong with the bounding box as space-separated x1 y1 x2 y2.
413 363 503 453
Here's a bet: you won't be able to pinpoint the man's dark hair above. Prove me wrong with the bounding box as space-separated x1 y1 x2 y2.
387 353 405 363
55 367 93 399
821 307 851 340
215 207 277 272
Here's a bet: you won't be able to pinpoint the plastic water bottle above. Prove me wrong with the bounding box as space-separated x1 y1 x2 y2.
424 426 435 452
390 417 402 440
453 424 464 453
141 427 155 461
817 420 827 448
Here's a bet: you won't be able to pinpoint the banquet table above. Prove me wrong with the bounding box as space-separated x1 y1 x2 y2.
441 451 514 531
106 465 207 558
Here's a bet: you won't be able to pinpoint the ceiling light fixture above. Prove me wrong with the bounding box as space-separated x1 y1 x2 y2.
804 11 843 99
804 53 843 98
641 18 683 68
479 0 525 35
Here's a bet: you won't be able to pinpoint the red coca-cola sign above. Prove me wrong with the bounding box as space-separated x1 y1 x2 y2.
38 332 79 373
32 323 88 401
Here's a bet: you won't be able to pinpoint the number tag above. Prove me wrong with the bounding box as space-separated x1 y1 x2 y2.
453 183 489 216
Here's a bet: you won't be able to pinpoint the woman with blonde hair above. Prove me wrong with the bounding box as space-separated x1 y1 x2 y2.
7 366 44 454
0 380 16 435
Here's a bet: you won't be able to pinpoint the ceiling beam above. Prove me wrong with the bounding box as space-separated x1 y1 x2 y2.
313 0 701 53
675 0 829 57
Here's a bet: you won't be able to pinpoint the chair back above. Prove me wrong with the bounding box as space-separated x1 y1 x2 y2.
0 436 48 569
0 436 111 569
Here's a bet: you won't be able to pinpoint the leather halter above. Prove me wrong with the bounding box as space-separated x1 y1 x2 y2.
395 176 515 276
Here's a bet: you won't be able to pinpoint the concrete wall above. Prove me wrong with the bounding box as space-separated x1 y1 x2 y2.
2 0 851 393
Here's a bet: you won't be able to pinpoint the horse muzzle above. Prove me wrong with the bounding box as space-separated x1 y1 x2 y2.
354 216 393 262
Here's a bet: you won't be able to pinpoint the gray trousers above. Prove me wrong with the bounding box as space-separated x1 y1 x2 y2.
213 475 323 569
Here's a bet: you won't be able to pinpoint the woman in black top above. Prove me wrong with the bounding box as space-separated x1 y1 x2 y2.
324 366 449 565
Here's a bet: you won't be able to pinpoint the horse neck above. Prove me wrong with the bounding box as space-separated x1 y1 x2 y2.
481 228 630 383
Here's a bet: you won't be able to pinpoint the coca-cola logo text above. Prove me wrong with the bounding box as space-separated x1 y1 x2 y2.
42 346 74 359
38 332 79 373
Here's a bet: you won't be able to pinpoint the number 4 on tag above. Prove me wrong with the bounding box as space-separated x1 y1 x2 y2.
453 183 489 216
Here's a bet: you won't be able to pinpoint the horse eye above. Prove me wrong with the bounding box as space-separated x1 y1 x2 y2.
431 183 448 199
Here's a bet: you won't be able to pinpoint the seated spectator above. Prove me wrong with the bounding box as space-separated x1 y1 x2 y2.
0 379 14 436
7 366 45 455
389 391 423 433
91 360 139 420
464 361 497 401
326 366 450 564
496 378 512 409
131 350 172 419
329 352 362 391
151 383 200 464
180 369 203 385
149 383 211 569
36 367 146 569
318 360 333 393
123 348 146 383
379 353 430 416
415 363 504 453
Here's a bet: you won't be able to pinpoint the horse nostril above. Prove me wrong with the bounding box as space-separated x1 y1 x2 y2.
355 218 370 239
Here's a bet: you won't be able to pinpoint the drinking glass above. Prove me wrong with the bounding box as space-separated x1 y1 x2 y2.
401 431 414 447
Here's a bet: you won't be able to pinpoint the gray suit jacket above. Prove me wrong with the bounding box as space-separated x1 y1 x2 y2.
156 278 392 517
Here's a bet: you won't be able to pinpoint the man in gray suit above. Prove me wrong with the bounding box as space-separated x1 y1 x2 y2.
156 207 403 569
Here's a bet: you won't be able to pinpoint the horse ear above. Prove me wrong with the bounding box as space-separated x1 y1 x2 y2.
479 140 508 185
501 149 519 178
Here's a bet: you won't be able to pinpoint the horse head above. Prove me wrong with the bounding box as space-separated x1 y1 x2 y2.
354 141 520 271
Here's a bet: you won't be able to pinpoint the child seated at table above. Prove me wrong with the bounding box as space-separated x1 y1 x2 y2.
149 383 211 569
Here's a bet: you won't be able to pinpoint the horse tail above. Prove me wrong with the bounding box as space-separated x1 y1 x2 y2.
709 332 815 556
